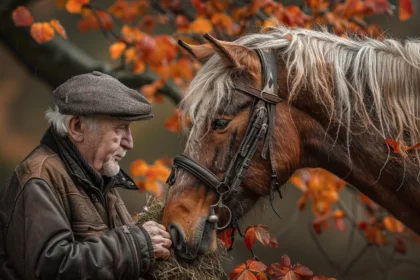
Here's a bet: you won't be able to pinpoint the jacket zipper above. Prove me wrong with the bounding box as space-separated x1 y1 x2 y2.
123 225 141 277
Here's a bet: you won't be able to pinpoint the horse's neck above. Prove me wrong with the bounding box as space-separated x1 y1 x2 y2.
302 113 420 234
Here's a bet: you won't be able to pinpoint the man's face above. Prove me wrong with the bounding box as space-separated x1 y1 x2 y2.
83 116 134 177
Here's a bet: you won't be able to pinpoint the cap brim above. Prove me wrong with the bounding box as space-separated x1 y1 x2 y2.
117 114 154 121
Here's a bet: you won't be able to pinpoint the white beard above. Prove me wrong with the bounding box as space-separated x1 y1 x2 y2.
100 149 127 177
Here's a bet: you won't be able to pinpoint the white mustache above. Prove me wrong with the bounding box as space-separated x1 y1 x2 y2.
115 149 127 159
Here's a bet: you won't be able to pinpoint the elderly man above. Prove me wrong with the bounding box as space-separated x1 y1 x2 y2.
0 71 172 279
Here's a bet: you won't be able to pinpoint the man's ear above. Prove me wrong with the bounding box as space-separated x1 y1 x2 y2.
67 116 84 142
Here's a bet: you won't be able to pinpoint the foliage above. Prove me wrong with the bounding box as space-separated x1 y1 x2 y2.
12 0 418 278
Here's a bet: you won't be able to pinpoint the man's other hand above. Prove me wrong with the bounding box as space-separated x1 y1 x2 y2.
142 221 172 260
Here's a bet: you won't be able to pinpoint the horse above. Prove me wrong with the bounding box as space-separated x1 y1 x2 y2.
161 26 420 260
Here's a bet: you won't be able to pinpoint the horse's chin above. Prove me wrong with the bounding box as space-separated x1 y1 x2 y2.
175 218 217 260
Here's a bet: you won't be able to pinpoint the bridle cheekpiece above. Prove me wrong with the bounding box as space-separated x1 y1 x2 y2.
167 48 282 231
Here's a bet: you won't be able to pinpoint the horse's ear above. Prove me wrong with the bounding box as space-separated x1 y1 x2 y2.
178 40 214 64
203 33 254 68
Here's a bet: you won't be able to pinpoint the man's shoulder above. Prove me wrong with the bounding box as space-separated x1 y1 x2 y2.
15 144 66 188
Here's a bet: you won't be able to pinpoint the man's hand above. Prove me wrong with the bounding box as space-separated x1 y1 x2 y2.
142 221 172 260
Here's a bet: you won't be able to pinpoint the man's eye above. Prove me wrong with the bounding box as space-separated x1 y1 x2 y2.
211 119 230 130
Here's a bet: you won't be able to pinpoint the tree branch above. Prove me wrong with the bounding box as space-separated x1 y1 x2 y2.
0 2 183 105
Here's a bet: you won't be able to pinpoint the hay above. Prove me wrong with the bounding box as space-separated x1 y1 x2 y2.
134 196 228 280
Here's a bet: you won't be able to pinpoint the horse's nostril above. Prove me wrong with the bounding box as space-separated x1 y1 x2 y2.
169 223 185 251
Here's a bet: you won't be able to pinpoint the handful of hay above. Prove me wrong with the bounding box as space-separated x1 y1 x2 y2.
134 196 228 280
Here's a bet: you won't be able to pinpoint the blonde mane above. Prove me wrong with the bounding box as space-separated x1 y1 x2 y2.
182 26 420 168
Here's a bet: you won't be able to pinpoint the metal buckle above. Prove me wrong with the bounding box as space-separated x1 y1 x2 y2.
207 198 232 230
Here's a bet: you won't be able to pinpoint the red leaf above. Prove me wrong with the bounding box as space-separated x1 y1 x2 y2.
238 270 257 280
394 238 407 254
247 259 267 273
218 227 236 248
244 224 278 249
280 254 291 268
12 6 33 27
399 0 413 21
244 227 256 250
313 222 322 234
229 263 246 280
334 217 346 232
292 264 313 277
358 221 368 230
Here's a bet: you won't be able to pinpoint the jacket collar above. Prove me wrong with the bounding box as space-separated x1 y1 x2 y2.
40 126 138 192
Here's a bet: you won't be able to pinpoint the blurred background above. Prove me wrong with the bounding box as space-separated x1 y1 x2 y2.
1 0 420 279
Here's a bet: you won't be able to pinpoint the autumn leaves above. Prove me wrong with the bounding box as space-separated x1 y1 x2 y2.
12 6 68 44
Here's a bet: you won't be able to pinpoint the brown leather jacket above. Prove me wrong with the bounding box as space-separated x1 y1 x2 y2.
0 128 155 280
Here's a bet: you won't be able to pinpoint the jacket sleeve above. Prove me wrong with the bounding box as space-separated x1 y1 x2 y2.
4 178 155 280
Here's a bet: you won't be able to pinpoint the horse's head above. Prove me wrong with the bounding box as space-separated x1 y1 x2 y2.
162 33 307 260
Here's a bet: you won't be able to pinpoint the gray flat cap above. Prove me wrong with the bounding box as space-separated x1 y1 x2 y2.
53 71 153 121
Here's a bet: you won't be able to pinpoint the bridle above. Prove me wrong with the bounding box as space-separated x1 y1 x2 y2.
167 48 282 231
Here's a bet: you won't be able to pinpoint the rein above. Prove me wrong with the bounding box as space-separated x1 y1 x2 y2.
167 48 282 231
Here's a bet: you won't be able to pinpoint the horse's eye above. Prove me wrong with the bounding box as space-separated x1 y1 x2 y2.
211 119 230 130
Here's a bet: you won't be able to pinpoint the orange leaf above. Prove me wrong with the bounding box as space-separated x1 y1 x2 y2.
121 25 144 43
66 0 89 13
285 33 293 41
78 10 113 32
211 13 233 29
256 272 269 280
407 142 420 151
365 225 387 245
247 0 265 16
125 47 137 64
55 0 67 9
130 159 148 176
189 17 212 34
132 60 146 74
30 22 55 44
383 216 405 233
110 42 126 59
50 19 68 39
108 0 144 22
176 15 190 32
385 138 402 154
247 259 267 273
230 263 246 280
165 110 181 133
144 179 164 197
297 192 308 210
399 0 413 21
12 6 33 27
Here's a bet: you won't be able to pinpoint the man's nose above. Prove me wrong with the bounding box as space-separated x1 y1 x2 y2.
121 129 134 150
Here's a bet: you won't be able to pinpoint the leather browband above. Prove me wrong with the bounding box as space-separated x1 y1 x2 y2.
234 86 283 104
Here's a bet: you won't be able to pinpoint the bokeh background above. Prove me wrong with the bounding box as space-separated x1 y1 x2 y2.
1 0 420 279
